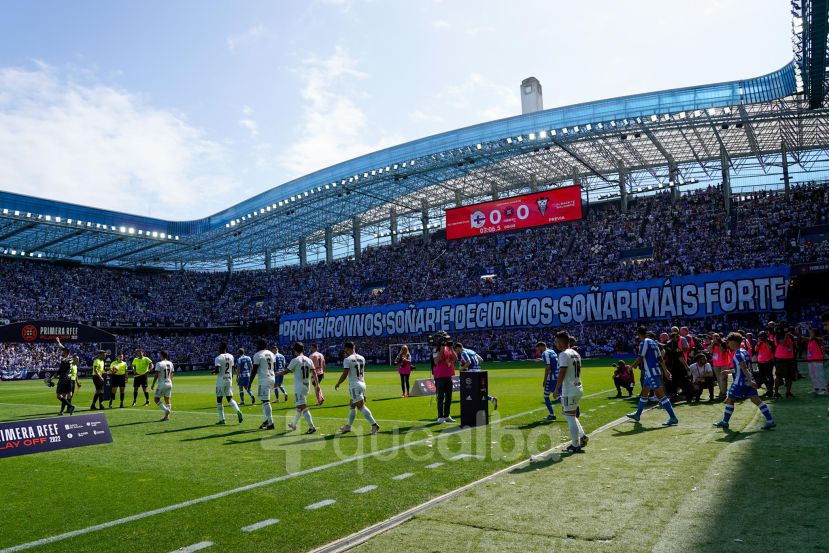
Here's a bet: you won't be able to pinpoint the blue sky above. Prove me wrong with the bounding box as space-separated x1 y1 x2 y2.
0 0 792 220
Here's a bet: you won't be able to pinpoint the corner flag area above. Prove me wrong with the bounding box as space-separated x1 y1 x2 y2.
1 361 827 553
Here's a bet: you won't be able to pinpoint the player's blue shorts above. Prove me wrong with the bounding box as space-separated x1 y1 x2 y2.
237 375 250 388
728 383 758 400
544 376 556 394
274 375 284 385
643 374 662 391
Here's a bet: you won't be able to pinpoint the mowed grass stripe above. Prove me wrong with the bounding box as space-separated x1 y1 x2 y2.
0 361 627 552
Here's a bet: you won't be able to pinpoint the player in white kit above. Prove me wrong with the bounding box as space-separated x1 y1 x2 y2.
335 341 380 435
250 338 276 430
213 343 243 425
150 350 174 421
553 331 588 454
276 342 320 434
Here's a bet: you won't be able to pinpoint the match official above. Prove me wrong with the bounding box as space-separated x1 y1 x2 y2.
109 353 128 409
131 348 153 407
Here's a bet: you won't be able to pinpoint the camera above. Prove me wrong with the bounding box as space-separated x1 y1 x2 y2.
428 331 452 348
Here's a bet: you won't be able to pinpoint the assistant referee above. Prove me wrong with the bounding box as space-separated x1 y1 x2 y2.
90 350 106 410
109 353 128 409
131 349 154 407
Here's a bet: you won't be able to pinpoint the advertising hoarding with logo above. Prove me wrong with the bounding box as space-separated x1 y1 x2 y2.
445 185 583 240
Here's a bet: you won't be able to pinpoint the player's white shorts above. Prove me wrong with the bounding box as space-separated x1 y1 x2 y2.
257 378 275 402
561 390 583 413
349 382 367 404
215 380 233 398
294 389 309 406
155 383 172 399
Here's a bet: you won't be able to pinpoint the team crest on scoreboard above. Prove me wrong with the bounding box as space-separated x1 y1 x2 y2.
470 210 486 229
536 196 549 215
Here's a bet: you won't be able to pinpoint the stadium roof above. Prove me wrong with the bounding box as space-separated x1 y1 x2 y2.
1 0 828 270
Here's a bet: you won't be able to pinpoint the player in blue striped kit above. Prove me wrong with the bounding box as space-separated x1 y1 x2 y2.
235 348 255 405
535 342 558 421
454 343 497 410
272 345 289 403
627 326 679 426
713 332 776 430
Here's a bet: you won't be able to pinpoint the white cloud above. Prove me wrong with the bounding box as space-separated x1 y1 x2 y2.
410 109 443 123
226 24 267 52
238 106 259 137
0 64 237 219
440 73 520 122
278 47 401 177
431 19 450 29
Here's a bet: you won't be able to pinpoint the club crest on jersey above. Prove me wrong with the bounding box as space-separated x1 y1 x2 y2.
536 196 549 215
470 210 486 229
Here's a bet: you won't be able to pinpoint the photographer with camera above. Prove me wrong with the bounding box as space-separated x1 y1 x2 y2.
430 331 457 423
754 331 775 397
772 321 797 398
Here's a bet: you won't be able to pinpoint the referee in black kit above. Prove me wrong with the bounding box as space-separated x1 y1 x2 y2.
53 338 76 415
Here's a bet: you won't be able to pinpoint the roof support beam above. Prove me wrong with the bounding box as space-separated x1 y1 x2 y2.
0 222 36 242
552 139 615 184
69 237 123 258
98 240 172 264
737 106 767 173
31 229 86 251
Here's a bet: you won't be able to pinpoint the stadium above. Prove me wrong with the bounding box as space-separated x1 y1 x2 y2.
1 1 828 552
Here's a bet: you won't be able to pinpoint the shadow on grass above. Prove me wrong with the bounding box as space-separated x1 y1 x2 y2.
509 419 560 430
609 423 672 437
179 428 254 442
144 423 218 435
108 419 160 428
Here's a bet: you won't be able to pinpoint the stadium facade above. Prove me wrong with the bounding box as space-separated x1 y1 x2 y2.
0 0 826 270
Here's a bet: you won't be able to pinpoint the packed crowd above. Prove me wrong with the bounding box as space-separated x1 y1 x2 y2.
0 184 826 329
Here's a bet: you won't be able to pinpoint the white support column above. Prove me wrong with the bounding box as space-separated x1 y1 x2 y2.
390 208 398 246
781 140 791 197
668 161 680 203
264 251 272 271
490 181 499 200
530 175 538 192
421 199 430 243
720 145 731 215
454 189 462 207
352 216 361 260
298 237 307 268
619 167 628 213
325 227 333 264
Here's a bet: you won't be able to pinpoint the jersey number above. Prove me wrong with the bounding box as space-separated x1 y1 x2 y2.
573 359 581 380
355 362 364 378
301 364 311 381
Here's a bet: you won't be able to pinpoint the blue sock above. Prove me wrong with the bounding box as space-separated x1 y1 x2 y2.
249 389 255 400
544 393 554 415
635 397 648 416
757 402 773 422
659 396 676 419
723 404 734 423
278 386 287 396
238 388 244 401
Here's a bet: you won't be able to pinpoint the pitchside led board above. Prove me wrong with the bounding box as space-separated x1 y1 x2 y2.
445 185 583 240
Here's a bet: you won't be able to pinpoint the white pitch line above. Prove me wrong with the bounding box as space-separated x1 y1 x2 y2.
0 388 616 553
391 473 413 481
240 519 280 533
171 541 213 553
352 485 377 494
425 462 444 469
305 499 337 510
450 454 484 461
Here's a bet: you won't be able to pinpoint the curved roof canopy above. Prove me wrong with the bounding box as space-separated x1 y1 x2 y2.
0 2 827 269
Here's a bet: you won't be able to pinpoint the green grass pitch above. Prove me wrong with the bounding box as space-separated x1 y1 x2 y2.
1 359 826 552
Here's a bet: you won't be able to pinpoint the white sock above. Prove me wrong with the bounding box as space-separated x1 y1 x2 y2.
217 403 224 421
157 402 167 413
263 401 272 423
229 399 241 414
292 410 302 426
574 416 584 437
360 406 377 425
347 408 356 427
565 414 580 447
302 408 314 428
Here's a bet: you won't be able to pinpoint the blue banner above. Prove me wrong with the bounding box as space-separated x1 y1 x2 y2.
278 266 790 342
